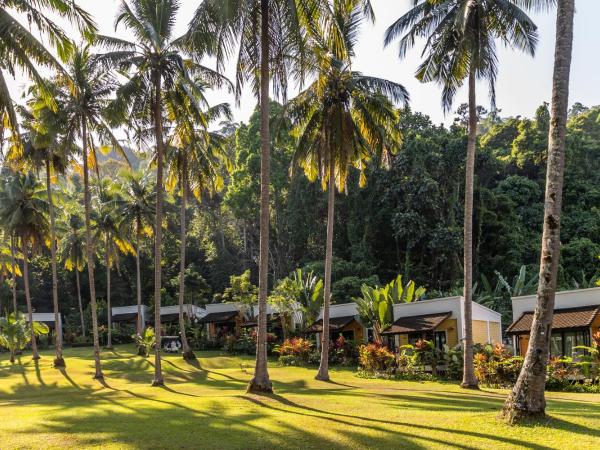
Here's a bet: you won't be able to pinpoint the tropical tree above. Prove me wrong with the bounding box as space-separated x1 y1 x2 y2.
355 275 426 344
291 269 323 331
288 0 405 381
93 178 134 349
58 206 87 337
54 45 128 380
0 171 48 360
19 87 71 367
116 167 155 336
165 96 231 361
0 230 21 315
502 0 576 423
384 0 538 389
96 0 222 385
0 312 49 364
0 0 95 139
187 0 317 393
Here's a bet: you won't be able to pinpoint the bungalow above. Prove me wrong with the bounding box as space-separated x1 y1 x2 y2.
198 303 244 340
111 305 149 328
507 287 600 357
306 302 368 345
159 304 204 324
244 304 304 337
382 296 502 351
27 312 63 338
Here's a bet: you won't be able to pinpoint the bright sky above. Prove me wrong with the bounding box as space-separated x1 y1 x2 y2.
7 0 600 126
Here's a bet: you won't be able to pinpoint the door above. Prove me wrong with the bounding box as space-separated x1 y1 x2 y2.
518 334 530 356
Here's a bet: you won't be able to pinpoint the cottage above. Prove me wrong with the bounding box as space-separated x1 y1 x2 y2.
382 296 502 350
306 302 368 345
27 312 63 338
111 305 149 328
198 304 244 340
508 287 600 357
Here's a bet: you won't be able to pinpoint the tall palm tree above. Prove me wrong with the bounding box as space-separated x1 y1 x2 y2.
0 0 95 139
166 94 231 361
19 87 72 367
93 178 134 349
0 230 21 315
55 45 127 380
384 0 538 388
502 0 575 423
59 206 87 338
187 0 317 394
116 167 155 337
289 0 405 381
0 171 48 360
96 0 221 386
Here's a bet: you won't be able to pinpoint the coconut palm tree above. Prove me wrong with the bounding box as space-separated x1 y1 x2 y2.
384 0 538 388
0 0 95 138
502 0 575 423
187 0 320 394
0 312 49 364
0 171 49 360
116 167 155 336
53 45 128 380
18 87 72 367
288 0 406 381
165 93 231 361
96 0 223 386
59 206 87 338
0 230 21 315
93 178 134 349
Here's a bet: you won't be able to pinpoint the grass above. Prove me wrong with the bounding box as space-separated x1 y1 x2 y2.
1 346 599 449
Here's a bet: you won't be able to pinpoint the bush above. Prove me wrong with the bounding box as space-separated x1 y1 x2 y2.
358 343 395 372
474 343 523 388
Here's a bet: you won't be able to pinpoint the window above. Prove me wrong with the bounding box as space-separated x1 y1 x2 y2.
434 331 447 350
549 329 591 357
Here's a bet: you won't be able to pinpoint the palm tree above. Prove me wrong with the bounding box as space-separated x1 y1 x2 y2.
116 167 155 337
384 0 538 388
166 94 231 361
19 87 72 367
0 230 21 315
0 0 95 139
0 171 49 360
54 45 128 380
502 0 575 423
93 178 134 349
59 206 87 338
289 0 406 381
96 0 221 386
0 312 49 364
187 0 316 394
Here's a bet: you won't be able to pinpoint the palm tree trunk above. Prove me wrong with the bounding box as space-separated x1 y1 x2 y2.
21 236 38 360
46 159 65 367
501 0 574 423
178 169 194 361
10 235 17 315
105 234 113 349
247 0 273 394
135 225 142 334
82 119 104 380
152 72 165 387
316 163 335 381
76 269 85 337
461 66 478 389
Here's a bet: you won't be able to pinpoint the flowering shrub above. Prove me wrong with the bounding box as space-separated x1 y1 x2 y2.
276 338 313 358
358 343 395 372
473 343 523 388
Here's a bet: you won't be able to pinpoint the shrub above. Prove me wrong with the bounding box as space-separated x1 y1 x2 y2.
474 343 524 388
132 327 156 357
275 337 313 366
358 343 395 372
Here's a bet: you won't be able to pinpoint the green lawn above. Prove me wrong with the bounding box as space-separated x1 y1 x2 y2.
0 346 599 449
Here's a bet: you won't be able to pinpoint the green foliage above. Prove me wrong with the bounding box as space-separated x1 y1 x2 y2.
218 270 258 306
358 343 395 373
131 327 156 358
0 313 49 362
355 274 425 341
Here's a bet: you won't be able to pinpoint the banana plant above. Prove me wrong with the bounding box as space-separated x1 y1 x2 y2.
355 274 426 344
0 312 49 363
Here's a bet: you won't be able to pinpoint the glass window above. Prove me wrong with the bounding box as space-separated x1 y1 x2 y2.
434 331 447 350
550 334 562 357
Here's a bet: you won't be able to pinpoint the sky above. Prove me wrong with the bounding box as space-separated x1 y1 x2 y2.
7 0 600 127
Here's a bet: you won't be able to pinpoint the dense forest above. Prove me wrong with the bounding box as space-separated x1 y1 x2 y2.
2 101 599 331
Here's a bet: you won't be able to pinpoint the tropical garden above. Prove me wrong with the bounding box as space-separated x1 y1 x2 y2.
0 0 599 449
